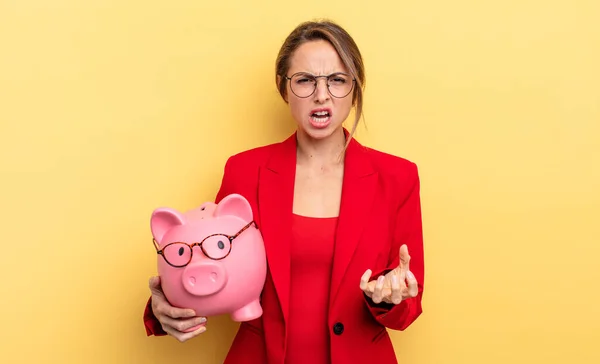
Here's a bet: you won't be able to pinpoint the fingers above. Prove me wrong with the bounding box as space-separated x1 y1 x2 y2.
162 316 207 333
149 276 196 319
360 268 418 306
148 276 164 297
159 310 207 342
156 302 206 342
390 274 403 304
151 292 196 319
149 275 205 342
164 305 197 319
180 325 207 342
360 269 372 294
406 270 419 298
399 244 411 274
163 321 208 343
371 275 386 304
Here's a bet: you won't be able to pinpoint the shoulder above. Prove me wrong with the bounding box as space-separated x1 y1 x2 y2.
215 140 285 203
223 141 282 171
360 144 420 185
357 144 422 211
220 137 291 184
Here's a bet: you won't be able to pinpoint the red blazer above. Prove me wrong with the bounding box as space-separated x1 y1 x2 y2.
144 130 425 364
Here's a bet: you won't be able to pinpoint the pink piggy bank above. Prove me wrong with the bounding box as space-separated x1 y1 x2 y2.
150 193 267 330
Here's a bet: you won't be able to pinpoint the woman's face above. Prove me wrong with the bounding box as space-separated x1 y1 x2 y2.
285 39 354 141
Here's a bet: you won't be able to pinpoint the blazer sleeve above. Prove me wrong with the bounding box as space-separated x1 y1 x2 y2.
143 296 167 336
142 158 236 336
363 162 425 331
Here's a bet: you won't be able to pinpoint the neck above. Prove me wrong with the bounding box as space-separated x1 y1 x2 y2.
296 127 346 168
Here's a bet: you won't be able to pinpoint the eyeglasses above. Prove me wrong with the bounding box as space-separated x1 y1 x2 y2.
153 221 257 268
285 72 356 98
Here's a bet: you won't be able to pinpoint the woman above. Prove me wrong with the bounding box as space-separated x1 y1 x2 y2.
144 19 424 364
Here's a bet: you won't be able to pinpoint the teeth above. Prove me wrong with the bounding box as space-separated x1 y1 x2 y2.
311 115 329 123
314 111 328 116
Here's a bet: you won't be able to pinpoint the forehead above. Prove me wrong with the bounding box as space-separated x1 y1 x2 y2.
288 39 348 75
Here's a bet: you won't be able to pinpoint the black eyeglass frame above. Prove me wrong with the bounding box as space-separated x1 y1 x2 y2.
284 72 356 99
152 220 257 268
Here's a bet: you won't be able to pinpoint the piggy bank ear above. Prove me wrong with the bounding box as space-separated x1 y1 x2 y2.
151 208 185 242
214 194 253 222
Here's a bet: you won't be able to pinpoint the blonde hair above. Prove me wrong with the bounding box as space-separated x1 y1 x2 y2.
275 20 366 148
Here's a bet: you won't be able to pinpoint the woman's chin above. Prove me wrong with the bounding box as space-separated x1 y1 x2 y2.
298 121 343 140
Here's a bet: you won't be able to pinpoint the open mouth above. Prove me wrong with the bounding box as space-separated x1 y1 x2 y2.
310 109 331 124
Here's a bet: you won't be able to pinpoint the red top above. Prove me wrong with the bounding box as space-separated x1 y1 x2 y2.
285 214 338 364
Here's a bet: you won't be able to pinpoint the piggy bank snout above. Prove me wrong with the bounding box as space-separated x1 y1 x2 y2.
182 262 228 296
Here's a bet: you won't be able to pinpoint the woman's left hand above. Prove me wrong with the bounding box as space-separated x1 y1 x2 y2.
360 244 419 305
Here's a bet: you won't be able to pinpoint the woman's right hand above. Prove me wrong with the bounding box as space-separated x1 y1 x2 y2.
148 276 208 342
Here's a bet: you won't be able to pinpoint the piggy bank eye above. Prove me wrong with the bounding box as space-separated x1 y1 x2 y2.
201 235 231 260
162 243 192 267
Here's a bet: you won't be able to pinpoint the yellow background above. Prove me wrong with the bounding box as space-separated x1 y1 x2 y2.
1 0 599 363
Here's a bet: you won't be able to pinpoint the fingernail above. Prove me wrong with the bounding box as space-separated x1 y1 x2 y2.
377 276 385 284
407 271 414 279
392 275 398 284
199 317 207 323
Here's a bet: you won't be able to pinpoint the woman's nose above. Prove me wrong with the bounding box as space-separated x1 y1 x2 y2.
313 78 330 102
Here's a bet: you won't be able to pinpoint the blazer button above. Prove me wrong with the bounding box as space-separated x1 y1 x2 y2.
333 322 344 335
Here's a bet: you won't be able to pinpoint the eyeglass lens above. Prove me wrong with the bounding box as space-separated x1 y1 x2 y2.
162 235 231 266
289 73 353 98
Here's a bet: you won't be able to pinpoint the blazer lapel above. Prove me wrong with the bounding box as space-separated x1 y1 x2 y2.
256 131 377 322
330 136 377 307
257 133 297 325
